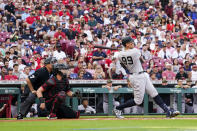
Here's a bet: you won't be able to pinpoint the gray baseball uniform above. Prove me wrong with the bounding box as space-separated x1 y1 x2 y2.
103 86 120 113
117 48 158 105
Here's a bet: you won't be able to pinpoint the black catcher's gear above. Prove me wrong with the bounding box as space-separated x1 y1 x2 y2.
72 90 82 99
52 63 68 80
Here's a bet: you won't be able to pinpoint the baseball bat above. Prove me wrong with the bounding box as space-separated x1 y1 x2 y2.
94 45 119 50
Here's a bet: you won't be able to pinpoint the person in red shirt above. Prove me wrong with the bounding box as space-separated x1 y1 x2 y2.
85 48 93 63
26 12 38 25
36 59 45 70
187 27 193 39
3 68 18 80
83 11 89 23
166 19 174 31
74 62 83 74
54 28 66 39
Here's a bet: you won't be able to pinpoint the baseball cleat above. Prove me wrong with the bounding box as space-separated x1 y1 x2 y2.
166 108 180 118
113 108 124 119
17 113 23 120
47 113 57 120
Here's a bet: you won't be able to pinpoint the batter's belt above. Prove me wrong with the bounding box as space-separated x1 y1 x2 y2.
129 71 146 75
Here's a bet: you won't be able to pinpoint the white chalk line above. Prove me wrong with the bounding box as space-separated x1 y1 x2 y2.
71 126 197 131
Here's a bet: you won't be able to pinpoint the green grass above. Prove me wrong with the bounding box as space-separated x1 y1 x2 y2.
1 116 197 131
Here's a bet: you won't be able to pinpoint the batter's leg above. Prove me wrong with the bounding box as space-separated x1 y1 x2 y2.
144 73 180 117
144 73 169 113
116 74 145 110
124 107 132 114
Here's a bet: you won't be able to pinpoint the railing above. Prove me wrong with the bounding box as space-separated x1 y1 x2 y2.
72 87 197 115
0 80 194 85
0 80 196 116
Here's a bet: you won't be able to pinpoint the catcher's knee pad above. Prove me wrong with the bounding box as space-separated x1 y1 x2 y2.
56 91 66 102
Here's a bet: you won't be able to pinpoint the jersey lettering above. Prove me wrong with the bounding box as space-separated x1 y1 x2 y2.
121 56 133 65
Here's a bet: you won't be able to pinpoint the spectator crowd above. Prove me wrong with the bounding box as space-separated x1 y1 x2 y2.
0 0 197 116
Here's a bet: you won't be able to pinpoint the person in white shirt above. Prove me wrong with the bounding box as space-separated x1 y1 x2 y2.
104 14 111 25
21 8 30 21
8 56 18 68
42 46 50 58
84 25 93 41
190 65 197 81
78 99 96 114
0 1 6 10
186 45 196 57
183 20 196 33
53 44 67 61
19 66 30 80
172 45 186 59
18 57 26 72
156 25 163 41
106 37 119 47
158 45 171 59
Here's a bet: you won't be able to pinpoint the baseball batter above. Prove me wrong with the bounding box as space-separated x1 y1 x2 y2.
113 37 180 119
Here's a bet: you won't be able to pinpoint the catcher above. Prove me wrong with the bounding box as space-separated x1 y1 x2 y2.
37 63 80 119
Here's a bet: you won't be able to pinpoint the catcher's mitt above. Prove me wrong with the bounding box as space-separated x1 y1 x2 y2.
72 90 82 99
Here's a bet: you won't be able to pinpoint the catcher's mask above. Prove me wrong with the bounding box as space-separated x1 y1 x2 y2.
53 63 68 79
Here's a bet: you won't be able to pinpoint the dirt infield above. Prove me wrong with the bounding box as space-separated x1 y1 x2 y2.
1 117 197 122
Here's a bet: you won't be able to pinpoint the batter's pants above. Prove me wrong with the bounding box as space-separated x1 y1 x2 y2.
129 73 158 105
124 106 144 114
103 101 120 114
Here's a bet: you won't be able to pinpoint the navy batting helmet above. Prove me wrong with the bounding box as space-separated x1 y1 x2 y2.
44 57 57 65
122 37 134 47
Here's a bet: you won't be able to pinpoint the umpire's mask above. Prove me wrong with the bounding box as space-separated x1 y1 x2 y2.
44 57 57 65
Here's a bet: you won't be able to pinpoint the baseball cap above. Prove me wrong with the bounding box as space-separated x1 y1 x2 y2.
162 79 168 83
13 56 18 59
107 79 112 83
8 68 13 71
186 79 192 82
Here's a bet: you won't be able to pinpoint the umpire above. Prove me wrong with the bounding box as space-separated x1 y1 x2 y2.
37 63 80 119
17 57 57 120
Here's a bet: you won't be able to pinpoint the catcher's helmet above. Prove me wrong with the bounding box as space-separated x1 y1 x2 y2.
44 57 57 65
52 63 68 76
122 37 134 47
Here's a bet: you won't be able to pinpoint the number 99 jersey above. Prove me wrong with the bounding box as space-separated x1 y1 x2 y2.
117 48 143 74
